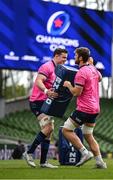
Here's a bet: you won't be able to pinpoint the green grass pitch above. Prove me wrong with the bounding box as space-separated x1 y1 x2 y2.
0 159 113 179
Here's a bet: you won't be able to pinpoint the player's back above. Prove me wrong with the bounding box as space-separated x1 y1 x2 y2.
76 65 100 114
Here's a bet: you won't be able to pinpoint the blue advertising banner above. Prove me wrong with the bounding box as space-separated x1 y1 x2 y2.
0 0 112 76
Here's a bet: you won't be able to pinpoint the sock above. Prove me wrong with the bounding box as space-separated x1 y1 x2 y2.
79 146 88 156
27 131 46 154
40 139 50 164
95 154 103 163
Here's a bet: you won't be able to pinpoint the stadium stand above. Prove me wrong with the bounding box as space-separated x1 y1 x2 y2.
0 98 113 154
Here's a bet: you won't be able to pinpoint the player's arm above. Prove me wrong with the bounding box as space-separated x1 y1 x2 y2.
63 81 83 96
36 74 58 98
88 57 102 82
35 73 47 92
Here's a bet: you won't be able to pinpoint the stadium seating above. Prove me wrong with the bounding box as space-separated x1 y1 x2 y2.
0 98 113 153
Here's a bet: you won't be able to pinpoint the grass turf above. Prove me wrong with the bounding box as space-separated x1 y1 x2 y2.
0 159 113 179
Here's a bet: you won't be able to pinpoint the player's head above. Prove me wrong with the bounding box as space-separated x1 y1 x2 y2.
74 47 90 65
53 48 68 65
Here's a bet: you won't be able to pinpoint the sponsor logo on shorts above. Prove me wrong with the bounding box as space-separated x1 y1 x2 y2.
76 117 82 123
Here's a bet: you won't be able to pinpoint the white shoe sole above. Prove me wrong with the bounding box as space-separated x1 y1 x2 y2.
23 152 36 168
40 164 58 168
27 162 36 168
76 152 93 167
96 163 107 169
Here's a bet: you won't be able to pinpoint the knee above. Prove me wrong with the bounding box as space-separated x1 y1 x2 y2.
43 123 54 135
38 114 54 133
62 118 75 134
47 123 54 134
82 125 94 136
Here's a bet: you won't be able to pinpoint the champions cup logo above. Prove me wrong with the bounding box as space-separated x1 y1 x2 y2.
36 11 78 53
47 11 71 36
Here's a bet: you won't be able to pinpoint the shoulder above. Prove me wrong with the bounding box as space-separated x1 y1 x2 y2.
38 61 54 77
39 61 52 71
40 61 50 68
80 65 94 74
77 66 86 76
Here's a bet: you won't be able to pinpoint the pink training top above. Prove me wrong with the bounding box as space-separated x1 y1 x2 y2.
29 60 56 101
74 65 101 114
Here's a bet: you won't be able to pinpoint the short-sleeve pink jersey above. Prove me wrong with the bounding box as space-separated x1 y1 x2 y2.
74 65 101 114
29 60 56 101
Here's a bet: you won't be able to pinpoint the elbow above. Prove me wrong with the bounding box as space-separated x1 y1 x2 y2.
70 87 82 97
73 92 81 97
73 92 77 96
72 91 77 96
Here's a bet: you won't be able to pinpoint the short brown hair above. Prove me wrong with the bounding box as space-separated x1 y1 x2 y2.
53 48 68 57
76 47 90 62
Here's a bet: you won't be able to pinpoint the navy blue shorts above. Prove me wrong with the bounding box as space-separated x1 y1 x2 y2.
70 110 98 126
29 101 44 117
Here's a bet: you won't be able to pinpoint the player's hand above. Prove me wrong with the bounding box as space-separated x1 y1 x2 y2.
88 57 94 65
47 88 58 99
63 81 71 88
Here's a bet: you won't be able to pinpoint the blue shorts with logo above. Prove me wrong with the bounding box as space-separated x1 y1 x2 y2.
70 110 98 126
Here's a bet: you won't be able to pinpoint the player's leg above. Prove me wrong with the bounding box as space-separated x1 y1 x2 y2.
40 137 58 168
62 116 93 167
23 113 53 167
39 118 58 168
23 113 56 167
83 123 107 169
23 101 54 167
27 113 53 153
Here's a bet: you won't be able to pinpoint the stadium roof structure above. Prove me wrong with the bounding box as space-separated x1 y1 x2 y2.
42 0 113 12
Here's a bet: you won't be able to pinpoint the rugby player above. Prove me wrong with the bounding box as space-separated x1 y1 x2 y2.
62 47 107 169
23 48 68 168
